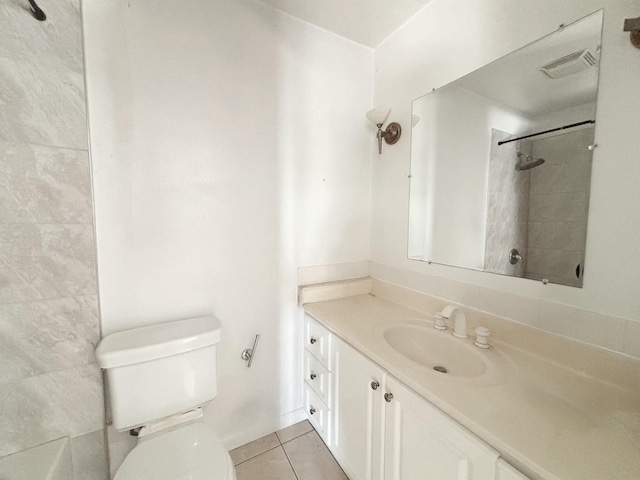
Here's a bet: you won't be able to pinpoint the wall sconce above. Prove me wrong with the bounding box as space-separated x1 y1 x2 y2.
366 107 401 154
624 15 640 48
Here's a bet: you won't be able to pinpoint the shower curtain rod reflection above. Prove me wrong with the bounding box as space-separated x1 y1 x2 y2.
497 119 595 146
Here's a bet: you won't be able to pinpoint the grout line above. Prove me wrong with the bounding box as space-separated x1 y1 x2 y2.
233 422 315 472
285 426 348 479
234 424 347 479
232 444 282 467
0 361 100 388
278 427 315 446
0 140 89 153
0 222 95 226
0 293 98 308
280 443 300 480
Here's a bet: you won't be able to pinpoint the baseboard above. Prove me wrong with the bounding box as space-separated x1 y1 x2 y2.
221 408 306 450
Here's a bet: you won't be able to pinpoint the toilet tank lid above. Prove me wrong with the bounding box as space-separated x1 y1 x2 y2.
96 316 222 369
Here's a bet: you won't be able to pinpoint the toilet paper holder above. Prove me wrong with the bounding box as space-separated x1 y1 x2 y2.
241 334 260 367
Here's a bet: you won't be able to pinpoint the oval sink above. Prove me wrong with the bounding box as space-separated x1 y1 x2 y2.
383 324 487 378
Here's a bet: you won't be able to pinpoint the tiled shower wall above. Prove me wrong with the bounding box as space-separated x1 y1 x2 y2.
0 1 106 479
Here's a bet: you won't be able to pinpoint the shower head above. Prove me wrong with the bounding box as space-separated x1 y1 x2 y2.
516 152 545 171
517 158 545 170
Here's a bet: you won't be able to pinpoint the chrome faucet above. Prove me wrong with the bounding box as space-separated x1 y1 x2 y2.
440 305 468 339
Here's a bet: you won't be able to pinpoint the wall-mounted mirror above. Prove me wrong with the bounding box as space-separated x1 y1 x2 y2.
408 10 603 288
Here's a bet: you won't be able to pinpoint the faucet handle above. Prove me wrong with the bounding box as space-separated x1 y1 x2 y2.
434 313 447 330
474 327 491 349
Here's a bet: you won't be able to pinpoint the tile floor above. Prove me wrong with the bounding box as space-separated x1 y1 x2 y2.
230 421 348 480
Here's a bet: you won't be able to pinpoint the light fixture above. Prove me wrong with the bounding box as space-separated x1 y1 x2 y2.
366 107 401 154
623 14 640 48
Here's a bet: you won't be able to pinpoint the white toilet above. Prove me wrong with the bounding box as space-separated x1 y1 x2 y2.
95 316 236 480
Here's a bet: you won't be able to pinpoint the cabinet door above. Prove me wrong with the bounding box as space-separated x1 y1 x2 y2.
384 376 498 480
332 337 386 480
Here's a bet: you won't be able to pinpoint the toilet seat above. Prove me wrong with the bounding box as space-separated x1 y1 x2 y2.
114 422 235 480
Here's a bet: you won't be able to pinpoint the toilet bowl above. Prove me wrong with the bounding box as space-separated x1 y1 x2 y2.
96 316 235 480
114 421 235 480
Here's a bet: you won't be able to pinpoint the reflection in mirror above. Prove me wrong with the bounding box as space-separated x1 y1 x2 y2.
408 10 603 288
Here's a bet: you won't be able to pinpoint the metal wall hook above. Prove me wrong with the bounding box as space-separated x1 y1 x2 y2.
623 15 640 48
241 334 260 368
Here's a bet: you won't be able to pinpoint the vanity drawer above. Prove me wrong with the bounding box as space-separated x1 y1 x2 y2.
304 384 331 444
304 315 332 370
304 351 331 405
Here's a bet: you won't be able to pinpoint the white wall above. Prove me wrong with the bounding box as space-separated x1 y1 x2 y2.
83 0 372 450
372 0 640 323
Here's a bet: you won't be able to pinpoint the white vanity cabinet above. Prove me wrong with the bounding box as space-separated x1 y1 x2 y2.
303 315 530 480
383 375 499 479
331 336 386 480
303 315 333 443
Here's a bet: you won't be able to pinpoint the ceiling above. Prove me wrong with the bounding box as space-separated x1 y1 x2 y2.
454 12 602 118
256 0 432 48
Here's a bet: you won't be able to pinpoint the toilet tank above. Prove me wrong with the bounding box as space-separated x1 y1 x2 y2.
96 316 222 431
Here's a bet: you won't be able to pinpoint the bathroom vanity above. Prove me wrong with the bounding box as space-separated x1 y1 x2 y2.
300 279 640 480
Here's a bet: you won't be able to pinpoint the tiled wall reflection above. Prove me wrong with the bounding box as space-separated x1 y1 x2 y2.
485 128 593 288
0 1 106 479
527 127 593 287
484 129 531 277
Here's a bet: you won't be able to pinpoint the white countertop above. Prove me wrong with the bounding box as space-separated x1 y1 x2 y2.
303 292 640 480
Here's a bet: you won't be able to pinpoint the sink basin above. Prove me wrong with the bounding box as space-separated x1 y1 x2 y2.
383 324 487 378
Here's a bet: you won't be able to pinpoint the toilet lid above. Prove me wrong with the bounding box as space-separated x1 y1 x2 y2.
114 422 235 480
